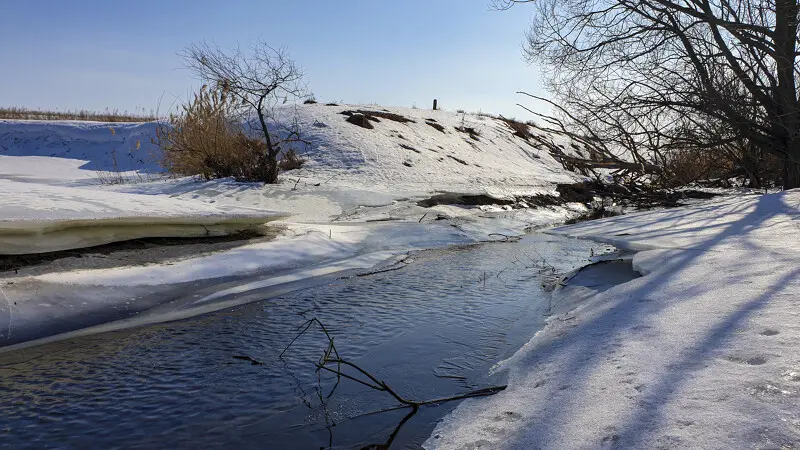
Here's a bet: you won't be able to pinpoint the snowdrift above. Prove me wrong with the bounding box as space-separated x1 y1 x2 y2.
0 119 162 174
0 179 286 254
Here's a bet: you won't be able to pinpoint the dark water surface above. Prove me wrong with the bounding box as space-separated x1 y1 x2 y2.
0 234 613 449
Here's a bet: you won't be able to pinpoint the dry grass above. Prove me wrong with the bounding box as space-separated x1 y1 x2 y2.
341 110 416 125
155 86 272 182
278 148 306 171
0 106 157 122
500 117 533 140
662 146 783 189
426 120 446 133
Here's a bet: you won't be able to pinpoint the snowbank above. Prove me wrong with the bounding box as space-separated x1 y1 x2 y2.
0 179 286 254
0 219 503 350
0 120 162 175
427 190 800 449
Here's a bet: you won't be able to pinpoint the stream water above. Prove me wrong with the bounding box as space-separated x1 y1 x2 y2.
0 233 618 449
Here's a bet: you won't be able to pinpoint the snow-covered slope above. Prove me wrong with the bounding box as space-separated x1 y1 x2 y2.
0 104 588 349
276 104 578 190
427 190 800 449
0 120 161 176
0 105 580 192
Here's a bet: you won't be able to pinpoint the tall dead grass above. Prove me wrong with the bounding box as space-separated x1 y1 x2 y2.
0 106 156 122
155 86 275 181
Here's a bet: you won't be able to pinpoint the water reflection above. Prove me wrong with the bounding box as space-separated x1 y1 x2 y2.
0 234 613 449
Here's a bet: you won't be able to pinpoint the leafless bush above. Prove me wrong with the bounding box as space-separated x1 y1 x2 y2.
663 145 783 189
182 41 308 184
501 117 532 140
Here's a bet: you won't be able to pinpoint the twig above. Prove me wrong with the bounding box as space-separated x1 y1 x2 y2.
284 318 508 410
232 355 264 365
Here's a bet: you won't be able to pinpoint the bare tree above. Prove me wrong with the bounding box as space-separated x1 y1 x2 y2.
182 41 307 184
495 0 800 188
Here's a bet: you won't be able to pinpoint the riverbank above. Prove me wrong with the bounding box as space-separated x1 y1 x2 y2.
0 233 614 449
0 105 596 349
427 189 800 449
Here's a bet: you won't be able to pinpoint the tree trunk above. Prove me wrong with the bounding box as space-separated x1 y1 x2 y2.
783 157 800 190
774 0 800 190
266 148 280 185
255 97 280 184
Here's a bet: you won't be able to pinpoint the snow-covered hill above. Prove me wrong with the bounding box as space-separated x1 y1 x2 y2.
0 104 580 191
276 104 579 190
1 104 587 228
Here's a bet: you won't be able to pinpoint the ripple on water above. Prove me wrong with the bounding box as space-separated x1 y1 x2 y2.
0 233 612 449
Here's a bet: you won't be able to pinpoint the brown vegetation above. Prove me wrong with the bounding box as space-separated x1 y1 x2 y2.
454 126 481 141
181 41 307 184
425 120 446 132
500 117 532 140
277 148 306 171
341 109 415 125
155 86 272 181
0 106 156 123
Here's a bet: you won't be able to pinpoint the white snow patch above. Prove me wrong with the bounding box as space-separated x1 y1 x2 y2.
427 190 800 449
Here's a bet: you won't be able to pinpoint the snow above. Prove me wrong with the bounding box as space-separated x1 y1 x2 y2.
266 104 579 190
5 106 797 447
0 179 286 254
33 221 477 286
0 120 162 176
426 189 800 449
0 105 593 349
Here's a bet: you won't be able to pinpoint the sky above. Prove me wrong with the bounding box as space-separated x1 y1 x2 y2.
0 1 549 119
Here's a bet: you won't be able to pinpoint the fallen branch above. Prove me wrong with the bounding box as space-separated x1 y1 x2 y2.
232 355 264 365
282 318 507 409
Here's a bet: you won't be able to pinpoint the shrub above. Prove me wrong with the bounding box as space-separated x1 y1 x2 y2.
501 117 532 140
661 145 782 189
155 86 271 181
278 148 306 171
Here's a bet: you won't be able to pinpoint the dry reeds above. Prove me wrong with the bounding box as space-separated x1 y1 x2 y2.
155 86 271 182
0 106 156 122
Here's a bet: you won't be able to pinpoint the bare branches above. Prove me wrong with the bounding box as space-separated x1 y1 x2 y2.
282 318 507 410
510 0 800 187
181 41 308 184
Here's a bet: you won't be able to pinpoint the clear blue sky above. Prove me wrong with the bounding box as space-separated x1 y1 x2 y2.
0 0 548 119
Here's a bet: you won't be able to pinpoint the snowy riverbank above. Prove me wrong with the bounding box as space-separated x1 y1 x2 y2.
0 105 591 349
427 189 800 449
